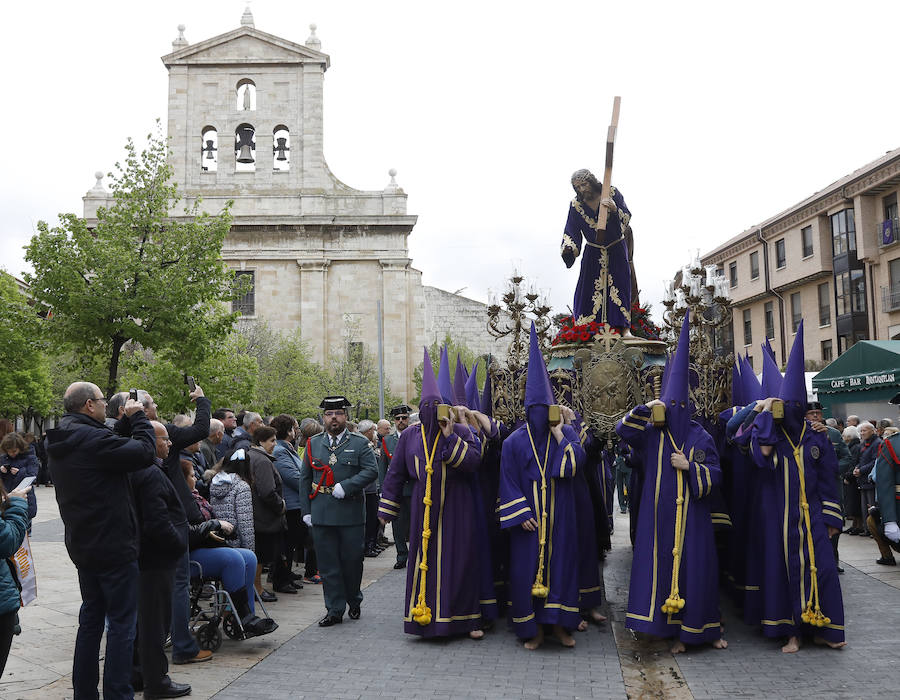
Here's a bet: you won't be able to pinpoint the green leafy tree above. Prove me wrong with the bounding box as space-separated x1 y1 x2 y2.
24 124 246 396
325 315 401 420
0 271 53 424
250 325 329 418
411 334 487 405
118 334 258 418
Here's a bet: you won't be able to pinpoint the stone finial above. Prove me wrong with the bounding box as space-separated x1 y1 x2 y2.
384 168 402 193
172 24 188 49
306 23 321 50
88 171 108 195
241 4 255 28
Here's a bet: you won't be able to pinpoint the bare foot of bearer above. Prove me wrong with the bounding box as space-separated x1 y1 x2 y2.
553 624 576 648
813 636 846 649
670 639 686 654
524 627 544 651
781 636 800 653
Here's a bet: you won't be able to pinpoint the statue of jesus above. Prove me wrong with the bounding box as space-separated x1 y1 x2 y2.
561 169 633 335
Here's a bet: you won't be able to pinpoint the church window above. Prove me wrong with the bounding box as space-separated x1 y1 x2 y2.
273 125 290 171
233 271 255 316
236 79 256 111
235 124 256 172
200 127 218 172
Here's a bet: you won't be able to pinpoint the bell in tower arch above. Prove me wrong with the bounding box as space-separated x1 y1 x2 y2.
235 125 256 164
274 137 289 161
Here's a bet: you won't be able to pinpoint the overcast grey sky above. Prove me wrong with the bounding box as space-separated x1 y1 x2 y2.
2 0 898 323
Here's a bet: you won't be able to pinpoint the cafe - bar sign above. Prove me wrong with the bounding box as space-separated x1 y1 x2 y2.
827 372 897 390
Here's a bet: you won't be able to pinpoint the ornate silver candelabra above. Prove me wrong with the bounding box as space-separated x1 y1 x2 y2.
661 251 734 422
486 271 552 371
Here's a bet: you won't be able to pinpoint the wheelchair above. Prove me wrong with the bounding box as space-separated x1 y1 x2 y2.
189 559 273 651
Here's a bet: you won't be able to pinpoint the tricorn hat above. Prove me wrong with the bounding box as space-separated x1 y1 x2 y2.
319 396 352 411
390 404 412 417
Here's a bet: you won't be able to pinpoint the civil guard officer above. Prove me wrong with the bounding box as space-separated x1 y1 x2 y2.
380 404 412 569
299 396 378 626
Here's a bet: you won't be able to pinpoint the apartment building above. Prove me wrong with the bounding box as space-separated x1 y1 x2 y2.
702 146 900 370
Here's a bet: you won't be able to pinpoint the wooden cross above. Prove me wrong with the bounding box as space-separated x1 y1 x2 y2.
596 96 621 234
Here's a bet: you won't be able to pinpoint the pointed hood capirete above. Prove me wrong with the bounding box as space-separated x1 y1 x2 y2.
437 346 454 405
763 338 776 363
779 320 807 432
419 347 441 437
740 355 763 403
761 343 783 398
732 359 743 408
465 360 481 411
480 363 493 417
525 322 554 440
660 311 692 443
453 355 468 407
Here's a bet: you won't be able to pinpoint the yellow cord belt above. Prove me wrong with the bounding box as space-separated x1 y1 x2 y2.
412 427 440 626
526 425 552 598
782 424 831 628
662 431 689 614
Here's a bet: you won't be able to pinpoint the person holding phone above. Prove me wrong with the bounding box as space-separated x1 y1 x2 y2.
0 479 31 679
377 352 483 639
47 382 155 699
0 433 39 521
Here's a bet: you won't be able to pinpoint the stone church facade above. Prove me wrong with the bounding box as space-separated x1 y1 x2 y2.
83 9 503 402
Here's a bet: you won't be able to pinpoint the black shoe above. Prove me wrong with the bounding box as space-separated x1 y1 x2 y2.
365 547 378 558
394 560 407 569
379 537 394 546
348 606 361 620
274 583 298 594
259 589 278 602
318 614 343 627
144 680 192 699
241 614 279 637
876 556 897 566
837 566 845 573
291 581 304 590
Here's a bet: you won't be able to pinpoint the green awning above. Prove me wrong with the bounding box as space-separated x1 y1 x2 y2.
811 340 900 395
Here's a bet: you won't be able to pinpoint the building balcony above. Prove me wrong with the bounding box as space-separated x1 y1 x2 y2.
882 285 900 312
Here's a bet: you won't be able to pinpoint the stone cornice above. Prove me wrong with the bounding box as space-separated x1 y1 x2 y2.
704 152 900 264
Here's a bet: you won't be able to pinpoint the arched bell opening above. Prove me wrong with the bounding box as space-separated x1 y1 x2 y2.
200 126 218 172
273 125 290 171
234 123 256 172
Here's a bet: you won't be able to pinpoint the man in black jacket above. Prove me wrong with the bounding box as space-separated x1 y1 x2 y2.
131 422 191 699
133 386 213 665
47 382 155 700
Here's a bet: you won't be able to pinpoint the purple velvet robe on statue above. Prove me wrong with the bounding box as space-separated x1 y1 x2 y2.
748 412 845 643
498 424 585 639
561 187 632 327
378 423 483 637
615 405 723 644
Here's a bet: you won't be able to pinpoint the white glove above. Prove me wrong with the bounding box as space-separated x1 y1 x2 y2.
333 483 346 499
884 521 900 543
303 514 313 527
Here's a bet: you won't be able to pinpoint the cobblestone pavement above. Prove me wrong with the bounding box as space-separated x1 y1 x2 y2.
4 489 900 699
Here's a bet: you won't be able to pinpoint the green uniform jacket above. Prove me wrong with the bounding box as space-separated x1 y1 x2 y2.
874 433 900 526
299 431 378 526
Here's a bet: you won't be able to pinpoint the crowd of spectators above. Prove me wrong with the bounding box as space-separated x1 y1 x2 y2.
828 413 900 565
19 380 402 699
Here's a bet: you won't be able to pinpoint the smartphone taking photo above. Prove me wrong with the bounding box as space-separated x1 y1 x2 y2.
15 476 36 490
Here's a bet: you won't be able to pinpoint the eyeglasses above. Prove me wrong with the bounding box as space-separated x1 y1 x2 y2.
323 410 345 418
88 396 107 405
395 415 409 421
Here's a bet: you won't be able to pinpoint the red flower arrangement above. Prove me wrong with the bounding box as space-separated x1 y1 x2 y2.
550 304 662 346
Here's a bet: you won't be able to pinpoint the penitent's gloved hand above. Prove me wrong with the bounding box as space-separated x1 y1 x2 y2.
884 521 900 543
